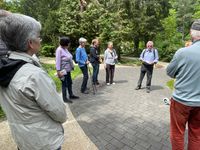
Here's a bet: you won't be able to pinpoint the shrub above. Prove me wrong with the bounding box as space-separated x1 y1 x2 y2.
40 45 56 57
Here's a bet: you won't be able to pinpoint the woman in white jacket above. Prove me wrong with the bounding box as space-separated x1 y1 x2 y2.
0 13 67 150
104 42 118 85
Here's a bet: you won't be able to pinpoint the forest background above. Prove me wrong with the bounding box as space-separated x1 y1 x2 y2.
1 0 200 61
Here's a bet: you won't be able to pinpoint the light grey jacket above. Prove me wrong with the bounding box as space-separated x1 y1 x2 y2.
104 48 118 65
0 52 67 150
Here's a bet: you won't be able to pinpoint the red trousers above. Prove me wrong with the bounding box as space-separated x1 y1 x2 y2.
170 98 200 150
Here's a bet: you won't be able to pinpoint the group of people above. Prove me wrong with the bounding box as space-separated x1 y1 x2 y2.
0 9 200 150
55 37 119 103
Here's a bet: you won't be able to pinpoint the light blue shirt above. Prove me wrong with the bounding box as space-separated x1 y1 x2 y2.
167 40 200 106
140 49 159 63
76 47 88 67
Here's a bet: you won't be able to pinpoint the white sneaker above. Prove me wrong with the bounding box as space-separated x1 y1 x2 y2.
112 82 116 85
106 83 110 86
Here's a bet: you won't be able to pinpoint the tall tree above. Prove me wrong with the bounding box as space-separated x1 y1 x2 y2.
174 0 196 41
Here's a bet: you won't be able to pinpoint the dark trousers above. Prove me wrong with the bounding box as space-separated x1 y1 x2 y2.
106 64 115 84
92 63 99 84
80 65 89 92
137 64 153 88
61 72 73 101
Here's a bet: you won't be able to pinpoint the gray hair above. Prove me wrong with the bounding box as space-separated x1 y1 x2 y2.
107 42 113 47
190 29 200 39
79 37 87 43
0 13 41 52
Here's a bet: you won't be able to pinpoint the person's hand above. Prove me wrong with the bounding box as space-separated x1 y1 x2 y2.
86 60 90 64
57 71 64 78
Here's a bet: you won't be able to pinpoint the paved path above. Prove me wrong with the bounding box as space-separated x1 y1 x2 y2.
0 62 172 150
70 64 172 150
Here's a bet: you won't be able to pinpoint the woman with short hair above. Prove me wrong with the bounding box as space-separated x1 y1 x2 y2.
104 42 118 85
56 36 79 103
0 13 67 150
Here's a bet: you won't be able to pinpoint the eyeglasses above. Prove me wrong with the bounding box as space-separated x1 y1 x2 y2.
38 37 42 42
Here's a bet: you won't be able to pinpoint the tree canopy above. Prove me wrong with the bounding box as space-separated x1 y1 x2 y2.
1 0 200 61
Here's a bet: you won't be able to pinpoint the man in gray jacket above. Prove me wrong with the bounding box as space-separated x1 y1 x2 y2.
167 20 200 150
0 13 67 150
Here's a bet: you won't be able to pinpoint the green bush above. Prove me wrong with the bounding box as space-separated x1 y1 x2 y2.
40 45 56 57
0 106 5 118
42 63 82 92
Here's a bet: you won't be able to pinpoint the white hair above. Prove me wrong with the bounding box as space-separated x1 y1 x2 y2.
190 29 200 39
146 41 154 46
107 42 113 47
0 13 41 52
79 37 87 43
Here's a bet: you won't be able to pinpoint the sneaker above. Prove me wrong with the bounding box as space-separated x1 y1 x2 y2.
106 83 110 86
135 86 141 90
96 81 100 85
112 82 116 85
70 95 79 99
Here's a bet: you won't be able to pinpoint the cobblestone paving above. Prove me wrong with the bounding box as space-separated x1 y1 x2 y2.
70 66 172 150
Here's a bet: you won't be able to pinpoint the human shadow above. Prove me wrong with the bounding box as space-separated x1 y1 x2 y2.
151 85 164 91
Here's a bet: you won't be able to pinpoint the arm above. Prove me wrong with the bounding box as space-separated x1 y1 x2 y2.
139 49 145 61
153 49 159 64
166 52 180 78
55 48 61 71
22 70 67 123
76 48 86 64
90 47 99 60
113 49 118 59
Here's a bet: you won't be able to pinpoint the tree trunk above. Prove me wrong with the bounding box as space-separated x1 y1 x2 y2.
134 37 140 56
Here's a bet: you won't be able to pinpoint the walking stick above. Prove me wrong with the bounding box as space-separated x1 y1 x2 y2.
88 63 97 95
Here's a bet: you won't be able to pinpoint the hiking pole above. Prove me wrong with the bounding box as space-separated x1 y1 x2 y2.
88 63 97 95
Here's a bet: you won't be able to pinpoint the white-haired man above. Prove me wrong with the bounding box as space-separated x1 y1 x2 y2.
76 37 90 94
167 19 200 150
135 41 159 93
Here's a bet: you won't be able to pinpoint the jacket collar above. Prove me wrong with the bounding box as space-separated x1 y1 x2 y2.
9 51 41 68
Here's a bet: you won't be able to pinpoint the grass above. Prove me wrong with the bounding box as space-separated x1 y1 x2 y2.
119 57 142 66
42 63 82 92
0 63 82 119
0 106 5 118
167 79 174 90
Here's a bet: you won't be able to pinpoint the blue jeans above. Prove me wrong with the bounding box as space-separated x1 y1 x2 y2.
80 65 89 92
61 72 73 101
92 63 99 84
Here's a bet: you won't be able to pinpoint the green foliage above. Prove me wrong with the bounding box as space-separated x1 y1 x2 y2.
40 45 56 57
0 106 5 118
4 0 200 62
119 58 142 66
42 63 82 92
155 9 183 61
167 79 174 90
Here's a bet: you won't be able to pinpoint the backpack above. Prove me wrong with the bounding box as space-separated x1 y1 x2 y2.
142 49 156 59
